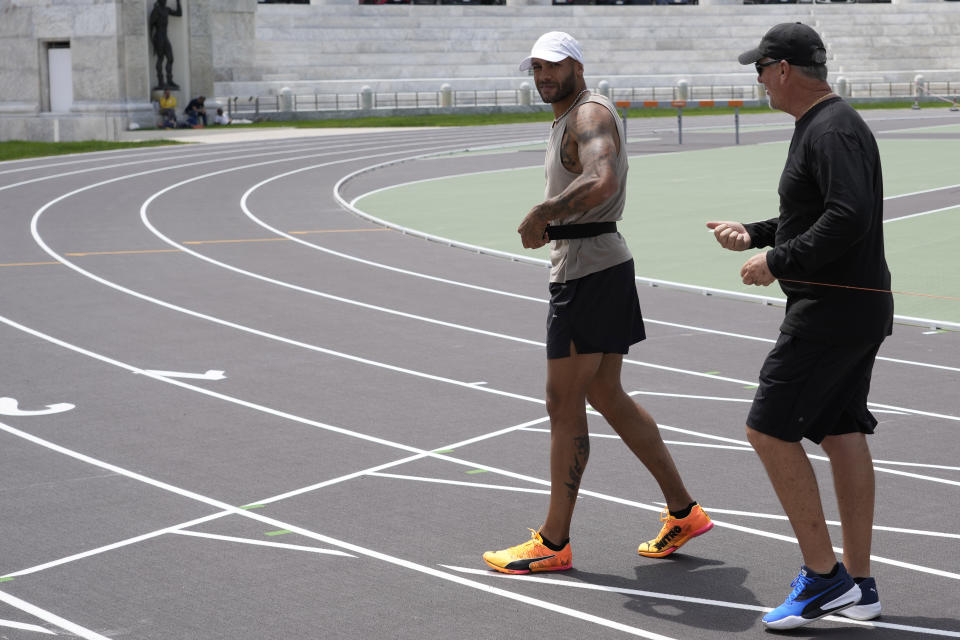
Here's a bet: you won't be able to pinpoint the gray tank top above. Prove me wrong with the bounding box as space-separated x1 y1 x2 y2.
545 92 632 283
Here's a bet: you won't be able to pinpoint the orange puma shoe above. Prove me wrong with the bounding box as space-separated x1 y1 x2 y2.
483 529 572 574
637 504 713 558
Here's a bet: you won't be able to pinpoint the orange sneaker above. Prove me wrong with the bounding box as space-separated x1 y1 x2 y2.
483 529 572 574
637 504 713 558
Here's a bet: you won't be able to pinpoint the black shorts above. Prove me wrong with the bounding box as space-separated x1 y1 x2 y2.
747 333 882 444
546 259 646 359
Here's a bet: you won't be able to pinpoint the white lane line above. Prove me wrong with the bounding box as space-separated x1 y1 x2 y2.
369 472 552 495
886 204 960 223
0 618 56 635
32 164 952 422
0 139 324 177
869 466 960 487
1 512 230 580
333 149 960 333
3 312 955 585
0 127 518 180
0 590 107 640
884 182 960 201
369 470 960 542
519 427 753 451
418 450 960 580
2 414 551 581
526 419 960 473
441 566 960 638
138 176 546 348
171 530 355 557
0 137 396 196
0 420 676 640
238 150 960 373
36 174 960 429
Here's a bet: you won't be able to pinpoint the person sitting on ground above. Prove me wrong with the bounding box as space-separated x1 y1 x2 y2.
184 95 207 127
158 89 177 127
214 107 231 126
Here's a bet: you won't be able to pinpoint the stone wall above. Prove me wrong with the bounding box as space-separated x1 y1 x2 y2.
2 0 958 141
212 3 960 98
0 0 255 141
0 0 155 141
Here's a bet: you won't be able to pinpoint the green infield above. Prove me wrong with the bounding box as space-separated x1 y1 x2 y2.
354 137 960 325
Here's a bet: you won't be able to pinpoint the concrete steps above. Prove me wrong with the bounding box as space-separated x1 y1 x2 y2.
214 3 960 97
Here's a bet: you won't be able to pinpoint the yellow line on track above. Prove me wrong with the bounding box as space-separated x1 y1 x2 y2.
2 228 390 265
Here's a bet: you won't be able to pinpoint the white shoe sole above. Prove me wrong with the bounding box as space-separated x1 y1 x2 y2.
763 583 862 630
839 601 882 621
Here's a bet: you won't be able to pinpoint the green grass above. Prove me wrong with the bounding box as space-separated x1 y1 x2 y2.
0 139 183 162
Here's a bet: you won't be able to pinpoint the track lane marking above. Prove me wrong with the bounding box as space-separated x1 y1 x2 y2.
171 530 355 556
0 314 956 587
441 566 960 638
0 418 676 640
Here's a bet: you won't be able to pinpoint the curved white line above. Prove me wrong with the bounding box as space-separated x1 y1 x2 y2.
1 312 956 587
21 135 960 421
335 145 960 331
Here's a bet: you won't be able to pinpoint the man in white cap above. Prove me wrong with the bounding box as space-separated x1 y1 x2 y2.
482 31 713 575
707 22 890 629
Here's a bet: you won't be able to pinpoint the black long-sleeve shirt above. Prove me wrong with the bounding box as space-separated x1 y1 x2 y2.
744 97 893 345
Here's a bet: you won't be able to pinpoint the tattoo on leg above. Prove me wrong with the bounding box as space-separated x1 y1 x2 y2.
564 435 591 501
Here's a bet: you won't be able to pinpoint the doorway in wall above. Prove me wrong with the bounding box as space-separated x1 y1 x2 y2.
47 41 73 113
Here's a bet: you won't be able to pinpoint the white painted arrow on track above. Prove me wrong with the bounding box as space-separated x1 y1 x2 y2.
0 397 74 417
139 369 226 381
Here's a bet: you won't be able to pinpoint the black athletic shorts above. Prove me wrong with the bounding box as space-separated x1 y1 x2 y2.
546 259 646 359
747 333 882 444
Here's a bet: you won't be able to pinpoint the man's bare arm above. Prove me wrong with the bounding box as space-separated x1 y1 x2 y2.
518 103 620 248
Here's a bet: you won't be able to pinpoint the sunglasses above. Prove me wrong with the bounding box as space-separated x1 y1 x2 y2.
755 59 782 75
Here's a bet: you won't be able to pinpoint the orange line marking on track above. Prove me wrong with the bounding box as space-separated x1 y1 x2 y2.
183 238 287 245
65 249 179 257
289 228 390 235
0 261 61 267
20 228 392 262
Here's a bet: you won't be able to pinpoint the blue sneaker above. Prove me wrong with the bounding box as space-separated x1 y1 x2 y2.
839 577 881 620
762 564 861 630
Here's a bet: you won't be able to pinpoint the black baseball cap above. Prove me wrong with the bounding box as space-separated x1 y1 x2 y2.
738 22 827 67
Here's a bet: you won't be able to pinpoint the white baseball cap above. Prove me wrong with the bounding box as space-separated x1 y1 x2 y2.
519 31 584 72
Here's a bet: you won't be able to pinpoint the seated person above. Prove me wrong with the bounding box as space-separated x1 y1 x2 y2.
214 107 231 126
184 95 207 127
158 89 177 127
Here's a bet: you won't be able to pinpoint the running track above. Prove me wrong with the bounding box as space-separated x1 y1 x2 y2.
0 112 958 639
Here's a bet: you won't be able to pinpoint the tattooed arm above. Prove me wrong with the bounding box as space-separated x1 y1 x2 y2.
518 102 621 249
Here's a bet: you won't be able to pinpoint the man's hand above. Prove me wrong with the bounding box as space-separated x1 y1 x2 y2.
518 205 549 249
740 251 776 286
706 221 751 251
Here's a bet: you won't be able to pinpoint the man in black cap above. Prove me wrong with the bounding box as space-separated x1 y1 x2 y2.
706 22 891 630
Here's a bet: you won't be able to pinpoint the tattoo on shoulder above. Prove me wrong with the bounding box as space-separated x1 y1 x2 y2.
560 128 581 173
561 104 618 173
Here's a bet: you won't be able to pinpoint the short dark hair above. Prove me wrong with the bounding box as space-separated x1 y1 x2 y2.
794 64 828 82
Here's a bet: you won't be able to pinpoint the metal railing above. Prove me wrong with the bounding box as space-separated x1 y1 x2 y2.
219 80 957 118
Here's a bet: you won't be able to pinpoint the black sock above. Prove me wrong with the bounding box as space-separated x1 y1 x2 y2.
854 577 868 584
669 502 698 520
539 533 568 551
815 563 840 579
